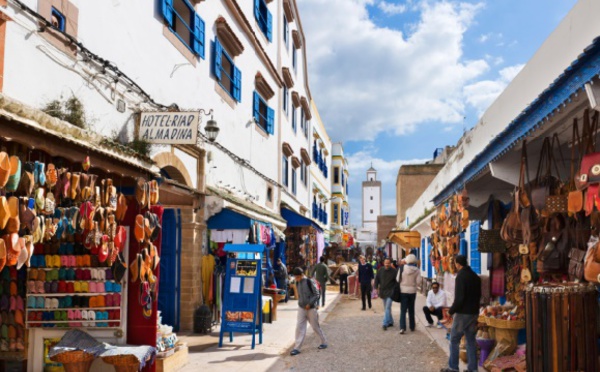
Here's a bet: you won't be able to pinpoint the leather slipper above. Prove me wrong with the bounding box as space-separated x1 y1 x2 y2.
5 156 20 193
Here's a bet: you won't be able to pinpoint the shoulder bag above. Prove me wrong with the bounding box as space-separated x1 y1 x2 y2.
584 236 600 283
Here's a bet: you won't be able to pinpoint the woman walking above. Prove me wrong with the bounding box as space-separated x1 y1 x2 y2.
397 254 421 334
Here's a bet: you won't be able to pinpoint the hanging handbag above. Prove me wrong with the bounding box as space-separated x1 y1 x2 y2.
478 228 506 253
578 110 600 187
568 219 590 281
545 134 568 213
568 119 584 214
584 236 600 283
537 214 569 272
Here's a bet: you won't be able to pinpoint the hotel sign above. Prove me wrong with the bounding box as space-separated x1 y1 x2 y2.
139 111 198 144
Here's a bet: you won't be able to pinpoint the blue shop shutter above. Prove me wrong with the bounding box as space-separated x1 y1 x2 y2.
233 66 242 102
266 10 273 42
266 107 275 135
253 92 260 123
469 221 481 274
254 0 260 22
213 39 223 80
162 0 174 27
193 13 205 59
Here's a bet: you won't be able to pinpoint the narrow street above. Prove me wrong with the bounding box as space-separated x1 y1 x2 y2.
270 293 448 372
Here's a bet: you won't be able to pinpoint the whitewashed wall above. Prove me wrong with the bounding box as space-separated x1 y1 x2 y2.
2 0 316 214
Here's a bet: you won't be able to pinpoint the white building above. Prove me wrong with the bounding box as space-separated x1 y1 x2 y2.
330 142 350 244
0 0 322 353
309 100 332 233
362 166 381 231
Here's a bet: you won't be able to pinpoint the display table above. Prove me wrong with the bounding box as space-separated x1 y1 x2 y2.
262 289 285 321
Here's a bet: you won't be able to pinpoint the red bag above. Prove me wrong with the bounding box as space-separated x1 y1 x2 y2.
491 267 505 297
578 110 600 187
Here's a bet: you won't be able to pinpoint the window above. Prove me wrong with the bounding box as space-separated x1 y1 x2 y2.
254 0 272 42
51 7 66 32
292 169 297 195
253 91 275 134
334 167 340 184
292 106 297 133
267 186 273 202
300 160 305 183
214 39 241 102
341 173 345 187
303 163 308 186
333 204 339 224
469 221 481 274
282 156 289 187
161 0 206 58
370 196 373 200
304 116 309 138
300 109 304 133
292 47 297 72
283 15 289 49
283 86 288 114
370 209 373 214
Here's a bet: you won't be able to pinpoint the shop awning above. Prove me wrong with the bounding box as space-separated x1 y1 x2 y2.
207 185 287 230
281 207 323 232
158 178 202 208
388 230 421 250
207 208 254 230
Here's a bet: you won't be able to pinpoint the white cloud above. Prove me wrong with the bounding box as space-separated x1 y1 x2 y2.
298 0 488 142
463 63 525 114
378 1 407 15
478 33 490 43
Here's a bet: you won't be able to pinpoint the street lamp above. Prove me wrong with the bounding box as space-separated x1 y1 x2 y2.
199 109 219 142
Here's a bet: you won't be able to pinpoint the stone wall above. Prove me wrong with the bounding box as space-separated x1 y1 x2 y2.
377 215 397 244
396 164 444 226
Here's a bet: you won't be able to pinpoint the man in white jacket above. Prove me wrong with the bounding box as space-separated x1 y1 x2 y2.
423 281 446 328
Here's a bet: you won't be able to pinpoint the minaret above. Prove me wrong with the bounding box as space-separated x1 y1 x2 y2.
362 164 381 231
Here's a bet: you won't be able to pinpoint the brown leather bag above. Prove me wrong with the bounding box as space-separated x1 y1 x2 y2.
537 214 569 272
502 143 530 244
568 119 584 214
568 219 589 281
583 238 600 282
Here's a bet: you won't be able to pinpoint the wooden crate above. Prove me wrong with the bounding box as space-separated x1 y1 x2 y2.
156 344 189 372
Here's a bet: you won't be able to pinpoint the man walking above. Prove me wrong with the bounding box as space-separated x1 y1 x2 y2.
374 258 397 330
423 281 446 328
274 258 289 303
357 255 374 310
312 256 330 307
440 255 481 372
290 267 328 356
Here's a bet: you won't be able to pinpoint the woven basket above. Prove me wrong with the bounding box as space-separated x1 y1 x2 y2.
477 315 486 324
50 351 94 372
101 355 140 372
485 317 525 330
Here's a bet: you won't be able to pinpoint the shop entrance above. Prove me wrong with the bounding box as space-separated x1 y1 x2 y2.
158 208 182 331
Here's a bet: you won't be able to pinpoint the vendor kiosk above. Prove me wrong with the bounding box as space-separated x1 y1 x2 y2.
219 244 264 349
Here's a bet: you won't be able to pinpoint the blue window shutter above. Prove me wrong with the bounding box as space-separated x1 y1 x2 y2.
193 13 205 58
469 221 481 274
162 0 174 27
266 106 275 135
233 66 242 102
253 92 260 123
254 0 260 22
266 10 272 42
213 39 223 80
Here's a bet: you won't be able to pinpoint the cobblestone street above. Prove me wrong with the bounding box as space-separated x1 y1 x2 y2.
269 293 448 372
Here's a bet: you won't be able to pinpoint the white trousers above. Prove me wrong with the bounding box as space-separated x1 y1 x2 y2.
294 307 327 350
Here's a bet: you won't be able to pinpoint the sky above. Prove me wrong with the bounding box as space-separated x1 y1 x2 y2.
297 0 578 226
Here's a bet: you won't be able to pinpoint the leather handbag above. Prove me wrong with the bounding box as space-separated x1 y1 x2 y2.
578 110 600 187
569 119 584 214
568 219 590 281
478 228 505 253
537 214 569 272
584 237 600 282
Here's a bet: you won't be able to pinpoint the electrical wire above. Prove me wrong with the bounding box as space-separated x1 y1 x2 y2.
8 0 285 193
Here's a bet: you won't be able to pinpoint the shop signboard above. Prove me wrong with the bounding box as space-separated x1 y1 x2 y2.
219 244 264 349
138 111 199 144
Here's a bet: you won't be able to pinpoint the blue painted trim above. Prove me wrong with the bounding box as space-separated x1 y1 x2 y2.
176 208 182 332
434 37 600 205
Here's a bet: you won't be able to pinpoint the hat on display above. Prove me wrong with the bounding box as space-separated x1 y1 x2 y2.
405 254 418 265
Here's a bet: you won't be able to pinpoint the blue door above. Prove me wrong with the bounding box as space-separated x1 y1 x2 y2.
158 209 181 331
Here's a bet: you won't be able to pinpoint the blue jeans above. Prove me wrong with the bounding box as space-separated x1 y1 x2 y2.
381 297 393 327
399 293 416 331
449 313 478 371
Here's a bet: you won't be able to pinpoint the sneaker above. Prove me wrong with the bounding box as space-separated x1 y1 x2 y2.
318 344 327 350
382 325 387 331
439 368 459 372
290 349 301 356
437 323 443 329
426 323 434 328
399 329 405 334
361 308 366 311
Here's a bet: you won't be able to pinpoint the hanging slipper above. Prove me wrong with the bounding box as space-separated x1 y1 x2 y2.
112 252 127 283
114 226 126 252
5 197 19 234
0 240 6 273
34 188 45 214
116 193 128 222
70 172 80 201
17 170 34 197
130 254 140 283
108 185 117 211
82 156 91 172
80 173 89 194
107 214 117 240
134 214 145 242
144 216 153 241
45 164 58 189
0 152 10 188
44 192 56 217
16 242 28 270
135 178 147 207
4 233 20 266
149 180 160 205
24 236 34 267
94 185 102 207
61 172 71 199
5 156 20 193
35 161 46 187
149 213 161 242
0 196 9 230
105 179 114 208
